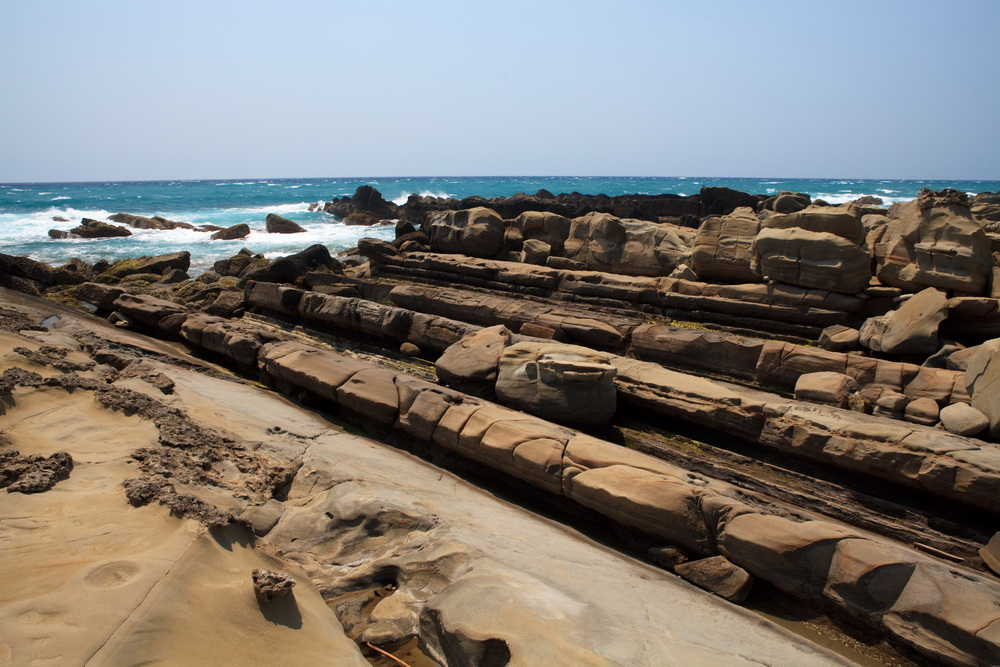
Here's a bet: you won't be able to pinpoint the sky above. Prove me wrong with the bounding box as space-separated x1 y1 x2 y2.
2 0 998 182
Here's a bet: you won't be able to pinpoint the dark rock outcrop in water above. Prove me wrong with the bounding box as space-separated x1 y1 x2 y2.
324 185 400 220
265 213 306 234
49 218 133 239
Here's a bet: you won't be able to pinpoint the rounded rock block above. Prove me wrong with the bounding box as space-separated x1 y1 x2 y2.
495 341 617 428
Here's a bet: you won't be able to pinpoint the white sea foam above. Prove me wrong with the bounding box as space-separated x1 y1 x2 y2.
224 201 314 215
391 190 453 205
51 196 71 201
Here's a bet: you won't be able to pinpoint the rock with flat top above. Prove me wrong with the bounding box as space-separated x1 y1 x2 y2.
794 372 856 408
675 555 753 603
436 325 511 399
495 341 617 427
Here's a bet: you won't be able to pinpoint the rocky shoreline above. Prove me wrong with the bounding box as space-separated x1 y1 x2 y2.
3 184 1000 666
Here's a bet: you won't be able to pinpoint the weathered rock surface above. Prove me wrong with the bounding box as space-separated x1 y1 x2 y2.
435 325 512 399
690 208 761 283
495 341 617 427
264 213 306 234
751 227 870 294
674 555 753 603
938 402 988 436
50 218 133 239
425 207 506 258
872 189 994 295
860 288 949 355
794 372 855 408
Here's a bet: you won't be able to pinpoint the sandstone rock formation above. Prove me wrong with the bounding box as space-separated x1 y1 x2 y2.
859 288 949 355
495 341 618 428
872 189 994 295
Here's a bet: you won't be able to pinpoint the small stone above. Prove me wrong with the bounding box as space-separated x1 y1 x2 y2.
939 403 989 437
818 325 860 352
873 391 909 419
399 342 422 357
903 397 940 426
674 555 753 603
252 568 295 601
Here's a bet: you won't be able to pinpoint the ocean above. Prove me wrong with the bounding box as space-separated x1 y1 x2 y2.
2 176 999 275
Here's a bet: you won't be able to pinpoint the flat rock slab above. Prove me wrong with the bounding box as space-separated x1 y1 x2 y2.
0 289 852 667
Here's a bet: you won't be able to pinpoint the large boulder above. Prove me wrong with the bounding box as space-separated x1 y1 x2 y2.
690 208 761 283
750 227 871 293
425 207 505 258
510 211 572 255
859 288 949 355
325 185 399 220
495 342 617 427
872 189 994 295
562 213 692 277
265 213 306 234
760 203 865 243
435 325 511 399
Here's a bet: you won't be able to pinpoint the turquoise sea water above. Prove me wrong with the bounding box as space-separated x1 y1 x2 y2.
2 176 999 274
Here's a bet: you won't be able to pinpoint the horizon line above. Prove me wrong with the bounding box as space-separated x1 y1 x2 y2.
3 174 1000 187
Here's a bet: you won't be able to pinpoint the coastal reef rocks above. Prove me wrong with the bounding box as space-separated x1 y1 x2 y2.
210 223 251 241
49 218 132 239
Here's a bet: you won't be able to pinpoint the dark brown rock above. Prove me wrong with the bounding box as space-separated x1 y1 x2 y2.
265 213 306 234
252 568 295 601
211 223 251 241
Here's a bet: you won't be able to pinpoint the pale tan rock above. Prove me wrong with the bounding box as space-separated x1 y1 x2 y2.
675 555 753 603
883 561 1000 667
938 402 989 436
563 212 693 277
859 288 950 355
495 341 617 427
903 397 940 426
718 514 854 597
873 391 909 419
425 207 505 258
760 203 865 243
750 227 871 294
435 325 512 399
965 338 1000 438
794 372 856 408
690 210 761 283
823 538 916 617
874 194 994 295
818 325 860 352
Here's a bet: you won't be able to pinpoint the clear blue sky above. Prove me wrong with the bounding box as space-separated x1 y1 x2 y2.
2 0 998 182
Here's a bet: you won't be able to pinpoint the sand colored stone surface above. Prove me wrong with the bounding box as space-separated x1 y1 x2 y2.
0 290 853 666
